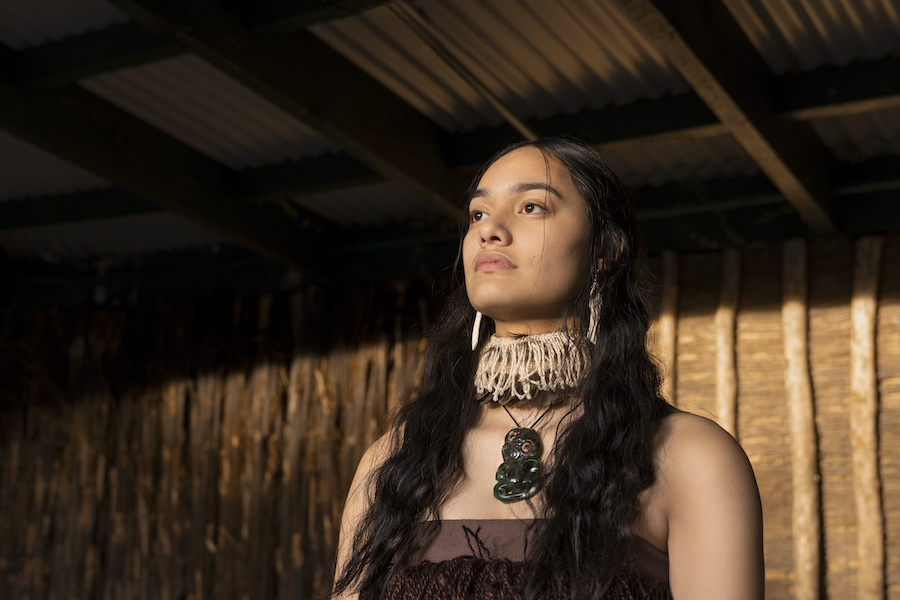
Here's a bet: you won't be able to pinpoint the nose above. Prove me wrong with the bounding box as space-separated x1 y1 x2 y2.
478 213 511 246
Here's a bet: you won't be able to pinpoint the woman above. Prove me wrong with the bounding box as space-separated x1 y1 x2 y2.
333 138 764 599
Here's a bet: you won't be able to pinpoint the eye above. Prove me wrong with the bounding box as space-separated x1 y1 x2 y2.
469 210 485 223
522 203 545 215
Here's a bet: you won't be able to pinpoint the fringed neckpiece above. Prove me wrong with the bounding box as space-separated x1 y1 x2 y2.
474 330 589 406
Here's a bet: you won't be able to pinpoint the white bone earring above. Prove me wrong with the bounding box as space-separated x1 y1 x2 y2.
587 278 601 344
471 311 483 351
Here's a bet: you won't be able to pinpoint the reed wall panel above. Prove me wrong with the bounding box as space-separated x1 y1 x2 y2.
733 242 794 600
2 237 900 599
674 252 722 420
808 240 856 598
0 284 434 600
878 239 900 599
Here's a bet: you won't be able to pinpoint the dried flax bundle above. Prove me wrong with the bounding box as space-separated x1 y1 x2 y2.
716 249 741 437
850 237 885 600
782 239 820 600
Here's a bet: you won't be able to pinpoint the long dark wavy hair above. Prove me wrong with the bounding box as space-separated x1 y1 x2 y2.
333 137 670 600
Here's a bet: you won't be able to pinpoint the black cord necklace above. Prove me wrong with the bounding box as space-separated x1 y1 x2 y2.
494 404 554 503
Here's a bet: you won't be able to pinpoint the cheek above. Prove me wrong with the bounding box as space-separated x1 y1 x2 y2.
546 240 591 290
462 234 477 279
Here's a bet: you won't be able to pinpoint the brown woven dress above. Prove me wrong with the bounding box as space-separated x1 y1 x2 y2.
383 519 671 599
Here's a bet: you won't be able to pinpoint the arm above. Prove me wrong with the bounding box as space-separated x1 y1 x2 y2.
661 414 764 600
333 433 392 600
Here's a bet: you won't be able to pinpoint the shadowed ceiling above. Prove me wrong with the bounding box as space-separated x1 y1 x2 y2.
0 0 898 302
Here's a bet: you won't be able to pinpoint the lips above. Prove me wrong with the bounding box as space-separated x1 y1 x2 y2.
475 252 517 272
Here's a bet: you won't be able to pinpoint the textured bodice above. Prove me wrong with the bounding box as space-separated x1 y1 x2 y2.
383 519 671 599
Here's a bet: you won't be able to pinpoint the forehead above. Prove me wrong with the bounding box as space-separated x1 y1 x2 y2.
476 146 576 194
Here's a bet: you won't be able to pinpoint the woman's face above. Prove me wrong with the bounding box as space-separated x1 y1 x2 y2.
463 146 593 337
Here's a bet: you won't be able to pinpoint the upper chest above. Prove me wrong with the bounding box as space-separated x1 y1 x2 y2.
440 404 567 520
440 405 674 554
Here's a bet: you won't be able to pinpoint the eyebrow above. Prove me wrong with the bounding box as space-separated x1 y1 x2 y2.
470 181 564 201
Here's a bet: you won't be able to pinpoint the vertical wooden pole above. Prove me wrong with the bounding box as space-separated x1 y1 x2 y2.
368 333 389 451
215 298 247 600
659 250 679 404
387 284 407 416
781 238 820 600
190 370 221 600
281 292 305 599
160 378 187 600
246 294 276 600
716 248 741 437
850 236 885 600
137 389 159 600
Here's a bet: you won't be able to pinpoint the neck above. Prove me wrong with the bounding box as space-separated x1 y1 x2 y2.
493 318 565 337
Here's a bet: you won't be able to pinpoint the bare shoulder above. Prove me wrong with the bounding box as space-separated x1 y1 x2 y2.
339 430 395 537
334 429 398 599
654 411 765 599
348 429 397 504
360 430 396 470
655 411 752 481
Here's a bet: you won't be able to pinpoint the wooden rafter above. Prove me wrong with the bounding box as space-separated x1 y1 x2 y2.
244 0 387 33
0 81 331 273
10 18 899 128
0 188 155 230
11 1 389 88
234 153 380 204
777 54 900 120
3 0 900 273
9 28 897 160
445 54 900 168
13 22 180 89
615 0 837 234
10 156 897 257
2 24 896 218
106 0 463 222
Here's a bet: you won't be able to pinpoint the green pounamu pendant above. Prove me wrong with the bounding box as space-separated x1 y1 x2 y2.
493 427 542 503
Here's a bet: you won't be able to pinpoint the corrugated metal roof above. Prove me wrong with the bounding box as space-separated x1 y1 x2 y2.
0 210 228 260
310 0 688 132
600 134 760 188
723 0 900 74
0 0 895 271
0 129 110 201
291 181 442 226
0 0 129 49
79 54 342 170
809 105 900 159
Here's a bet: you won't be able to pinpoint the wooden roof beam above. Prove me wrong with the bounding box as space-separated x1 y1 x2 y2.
106 0 463 221
243 0 388 33
615 0 837 234
443 54 900 169
442 92 724 169
0 153 385 231
13 22 181 89
0 80 332 273
12 1 388 89
5 161 897 282
0 68 900 231
777 54 900 120
0 188 156 230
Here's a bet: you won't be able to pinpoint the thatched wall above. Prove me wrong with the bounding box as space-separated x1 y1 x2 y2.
0 283 435 600
1 235 898 599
